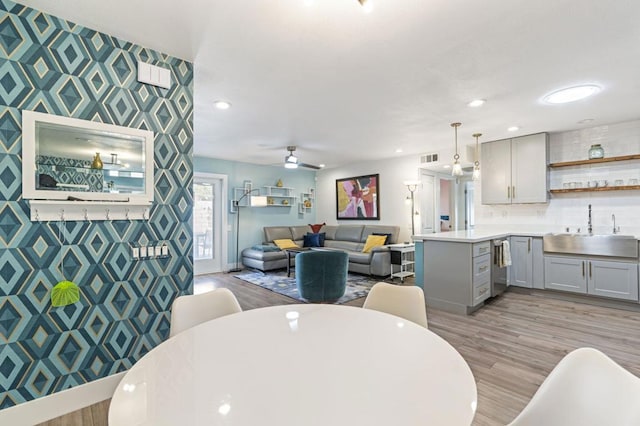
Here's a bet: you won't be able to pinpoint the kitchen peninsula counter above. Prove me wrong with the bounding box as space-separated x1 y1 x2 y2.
412 226 551 243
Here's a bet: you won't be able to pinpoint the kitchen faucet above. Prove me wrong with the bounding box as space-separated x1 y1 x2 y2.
612 214 620 234
588 204 593 234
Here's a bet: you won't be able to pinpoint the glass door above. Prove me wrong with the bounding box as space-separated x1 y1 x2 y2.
193 173 227 275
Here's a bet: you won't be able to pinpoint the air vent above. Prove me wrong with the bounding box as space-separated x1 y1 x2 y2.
420 153 439 164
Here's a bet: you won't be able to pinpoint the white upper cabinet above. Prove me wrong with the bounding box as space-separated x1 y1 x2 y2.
481 133 548 204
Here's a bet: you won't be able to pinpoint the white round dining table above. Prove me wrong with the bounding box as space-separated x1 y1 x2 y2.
109 304 477 425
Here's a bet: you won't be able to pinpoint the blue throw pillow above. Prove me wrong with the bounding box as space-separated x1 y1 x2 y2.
303 232 325 247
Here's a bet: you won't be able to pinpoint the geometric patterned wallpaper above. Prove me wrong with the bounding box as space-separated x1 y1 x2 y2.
0 0 193 409
37 155 105 192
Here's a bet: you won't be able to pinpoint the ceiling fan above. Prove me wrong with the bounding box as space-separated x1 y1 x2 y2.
284 146 321 170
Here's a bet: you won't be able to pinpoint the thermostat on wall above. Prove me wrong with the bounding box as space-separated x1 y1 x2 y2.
138 61 171 89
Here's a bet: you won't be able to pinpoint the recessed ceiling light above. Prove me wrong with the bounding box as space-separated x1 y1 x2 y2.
213 100 232 110
395 148 403 153
543 85 601 104
507 126 520 132
319 164 325 168
467 99 486 108
578 118 594 124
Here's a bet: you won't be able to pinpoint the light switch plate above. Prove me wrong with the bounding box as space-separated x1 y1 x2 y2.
140 246 147 257
132 247 139 259
161 245 169 256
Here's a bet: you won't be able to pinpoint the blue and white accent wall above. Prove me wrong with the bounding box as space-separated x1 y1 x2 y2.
0 0 193 409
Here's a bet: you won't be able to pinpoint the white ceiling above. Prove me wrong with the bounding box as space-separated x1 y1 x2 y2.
17 0 640 169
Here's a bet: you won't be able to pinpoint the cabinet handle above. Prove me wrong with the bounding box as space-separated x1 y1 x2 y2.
589 261 592 279
512 186 516 199
582 261 585 277
528 238 531 252
479 288 488 295
479 265 488 272
507 186 511 198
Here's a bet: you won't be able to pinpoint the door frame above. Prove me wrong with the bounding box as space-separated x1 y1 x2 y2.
193 172 229 275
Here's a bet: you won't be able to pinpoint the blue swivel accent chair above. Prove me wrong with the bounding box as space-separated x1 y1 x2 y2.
295 250 349 303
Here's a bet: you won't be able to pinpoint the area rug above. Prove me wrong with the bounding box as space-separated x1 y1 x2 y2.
234 271 382 304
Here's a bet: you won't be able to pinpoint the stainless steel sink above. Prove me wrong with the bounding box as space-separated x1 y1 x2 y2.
543 233 638 258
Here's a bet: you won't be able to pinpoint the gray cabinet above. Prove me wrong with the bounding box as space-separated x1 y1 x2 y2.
545 255 638 301
588 260 638 301
423 240 491 314
544 256 587 293
510 236 533 288
481 133 548 205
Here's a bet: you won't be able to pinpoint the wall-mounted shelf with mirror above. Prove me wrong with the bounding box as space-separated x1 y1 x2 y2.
22 110 154 221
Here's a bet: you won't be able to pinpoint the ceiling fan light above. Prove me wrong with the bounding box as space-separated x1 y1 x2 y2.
285 154 298 164
284 162 298 169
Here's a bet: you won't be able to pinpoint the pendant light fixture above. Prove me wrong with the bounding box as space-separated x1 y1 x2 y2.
451 122 463 177
472 133 482 181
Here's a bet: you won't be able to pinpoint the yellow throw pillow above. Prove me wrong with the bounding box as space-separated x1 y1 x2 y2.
362 235 387 253
273 239 299 250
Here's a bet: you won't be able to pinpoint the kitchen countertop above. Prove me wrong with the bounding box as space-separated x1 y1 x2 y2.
412 225 614 243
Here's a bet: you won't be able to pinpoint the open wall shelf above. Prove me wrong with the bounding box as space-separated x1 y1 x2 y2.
550 185 640 194
549 154 640 168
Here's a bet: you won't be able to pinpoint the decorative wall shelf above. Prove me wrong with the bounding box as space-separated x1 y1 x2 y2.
549 154 640 168
549 153 640 195
550 185 640 194
298 191 314 214
264 186 296 207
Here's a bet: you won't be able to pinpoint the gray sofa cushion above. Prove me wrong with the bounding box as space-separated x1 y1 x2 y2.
242 248 286 261
324 240 362 252
348 251 372 264
264 226 293 242
290 226 311 241
323 225 338 240
334 225 364 243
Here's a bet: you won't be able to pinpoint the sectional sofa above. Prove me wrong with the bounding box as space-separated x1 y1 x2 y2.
241 224 401 276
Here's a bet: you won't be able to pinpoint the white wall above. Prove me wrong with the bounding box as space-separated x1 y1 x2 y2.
316 156 423 243
475 119 640 235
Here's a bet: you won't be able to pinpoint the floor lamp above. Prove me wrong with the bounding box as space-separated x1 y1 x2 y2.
228 189 266 273
404 181 420 236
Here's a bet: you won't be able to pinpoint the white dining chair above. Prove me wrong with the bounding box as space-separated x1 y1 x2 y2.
169 288 242 337
508 347 640 426
362 282 428 328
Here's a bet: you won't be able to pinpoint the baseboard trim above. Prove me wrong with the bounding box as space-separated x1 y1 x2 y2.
0 372 125 425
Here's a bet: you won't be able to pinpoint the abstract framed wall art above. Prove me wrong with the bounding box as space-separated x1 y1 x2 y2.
336 174 380 220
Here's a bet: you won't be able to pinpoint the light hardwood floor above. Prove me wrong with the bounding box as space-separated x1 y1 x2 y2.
38 273 640 426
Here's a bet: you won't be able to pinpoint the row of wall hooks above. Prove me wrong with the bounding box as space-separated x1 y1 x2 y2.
35 208 150 222
29 201 152 222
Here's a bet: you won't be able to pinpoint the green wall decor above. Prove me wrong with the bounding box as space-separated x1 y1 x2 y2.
51 280 80 307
